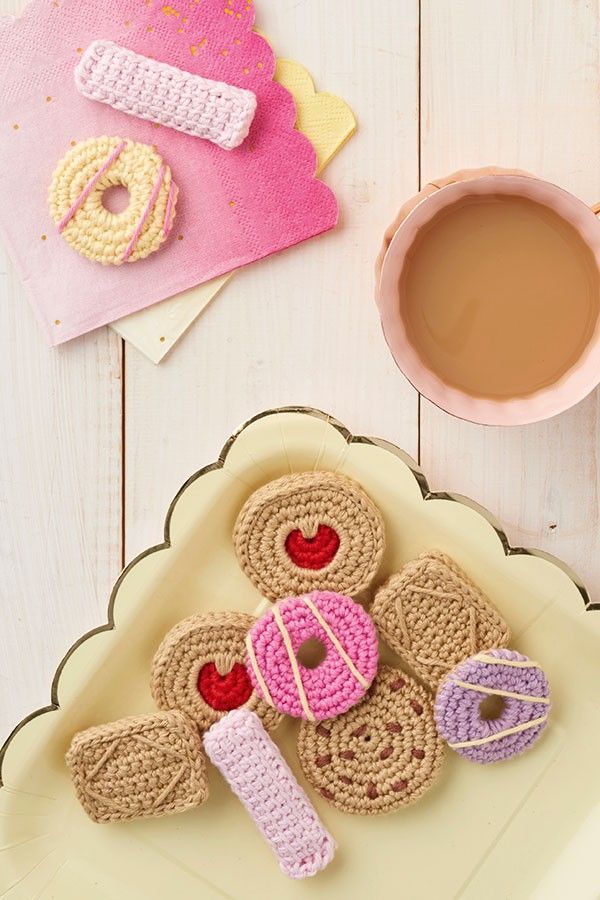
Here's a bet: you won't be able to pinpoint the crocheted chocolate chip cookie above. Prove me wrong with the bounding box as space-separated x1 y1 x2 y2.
297 665 444 815
150 611 282 732
66 710 208 823
233 472 385 602
371 552 510 690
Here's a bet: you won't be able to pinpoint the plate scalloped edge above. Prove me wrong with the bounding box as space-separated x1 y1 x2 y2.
0 405 595 788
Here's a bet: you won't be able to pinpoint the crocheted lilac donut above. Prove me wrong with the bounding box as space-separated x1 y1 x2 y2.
434 648 550 763
245 591 379 721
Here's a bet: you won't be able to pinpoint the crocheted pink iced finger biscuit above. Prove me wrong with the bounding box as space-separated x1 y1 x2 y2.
203 708 335 879
76 40 257 150
245 591 379 721
434 649 550 763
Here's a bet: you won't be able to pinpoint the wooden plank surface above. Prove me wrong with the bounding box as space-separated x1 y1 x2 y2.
0 0 123 741
0 201 122 740
419 0 600 595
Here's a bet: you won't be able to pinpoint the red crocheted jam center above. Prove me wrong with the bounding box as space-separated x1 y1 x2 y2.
285 524 340 569
197 662 253 711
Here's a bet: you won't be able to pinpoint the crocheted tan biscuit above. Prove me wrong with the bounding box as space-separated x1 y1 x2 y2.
297 665 444 815
150 612 282 732
233 472 385 601
371 551 511 690
66 710 208 823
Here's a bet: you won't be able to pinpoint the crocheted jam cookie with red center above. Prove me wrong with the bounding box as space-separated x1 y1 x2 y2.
150 611 282 732
233 472 385 602
297 665 444 815
371 551 510 690
66 710 208 823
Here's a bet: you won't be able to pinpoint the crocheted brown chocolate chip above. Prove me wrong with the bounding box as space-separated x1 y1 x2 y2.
150 612 282 732
233 472 385 601
371 551 510 690
66 710 208 823
296 665 444 815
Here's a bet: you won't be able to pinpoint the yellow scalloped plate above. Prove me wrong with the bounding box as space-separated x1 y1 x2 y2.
1 408 598 900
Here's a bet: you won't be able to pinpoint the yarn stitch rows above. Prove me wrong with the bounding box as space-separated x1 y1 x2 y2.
234 471 386 601
76 40 257 151
371 550 511 689
66 467 547 839
48 136 178 265
150 610 282 732
296 665 445 815
245 591 379 721
66 710 209 823
203 708 336 878
434 648 551 763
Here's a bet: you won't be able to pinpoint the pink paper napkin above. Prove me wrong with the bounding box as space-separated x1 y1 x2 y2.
0 0 338 345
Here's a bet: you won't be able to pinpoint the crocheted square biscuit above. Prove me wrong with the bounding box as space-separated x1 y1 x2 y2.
233 472 385 601
371 551 510 690
150 612 282 732
66 710 208 823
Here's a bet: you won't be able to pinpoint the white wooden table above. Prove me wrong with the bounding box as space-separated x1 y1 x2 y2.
1 0 599 745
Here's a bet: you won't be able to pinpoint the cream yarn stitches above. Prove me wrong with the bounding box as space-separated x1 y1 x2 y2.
66 710 209 823
49 136 178 265
76 40 257 150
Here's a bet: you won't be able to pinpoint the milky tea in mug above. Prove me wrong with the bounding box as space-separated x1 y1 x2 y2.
400 193 599 399
376 173 600 425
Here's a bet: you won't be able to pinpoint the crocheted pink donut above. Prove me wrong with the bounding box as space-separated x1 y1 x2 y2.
245 591 379 721
434 648 550 763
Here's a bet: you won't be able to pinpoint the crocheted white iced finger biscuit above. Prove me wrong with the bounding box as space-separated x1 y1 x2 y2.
48 136 178 265
233 472 386 601
76 40 257 150
66 710 209 823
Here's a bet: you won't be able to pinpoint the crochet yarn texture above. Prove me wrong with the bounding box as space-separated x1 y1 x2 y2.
234 471 385 601
66 710 209 823
246 591 379 721
371 551 510 689
48 136 178 265
76 40 257 151
297 665 444 815
150 611 282 733
204 709 336 879
435 648 551 763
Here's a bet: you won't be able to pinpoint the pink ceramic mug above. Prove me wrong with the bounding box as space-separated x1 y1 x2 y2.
375 168 600 426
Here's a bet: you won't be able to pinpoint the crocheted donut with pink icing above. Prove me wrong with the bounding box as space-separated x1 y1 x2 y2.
245 591 379 721
434 648 550 763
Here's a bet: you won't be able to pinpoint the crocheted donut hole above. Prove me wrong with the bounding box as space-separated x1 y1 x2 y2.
246 591 379 721
372 551 551 765
434 648 551 763
48 136 178 265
